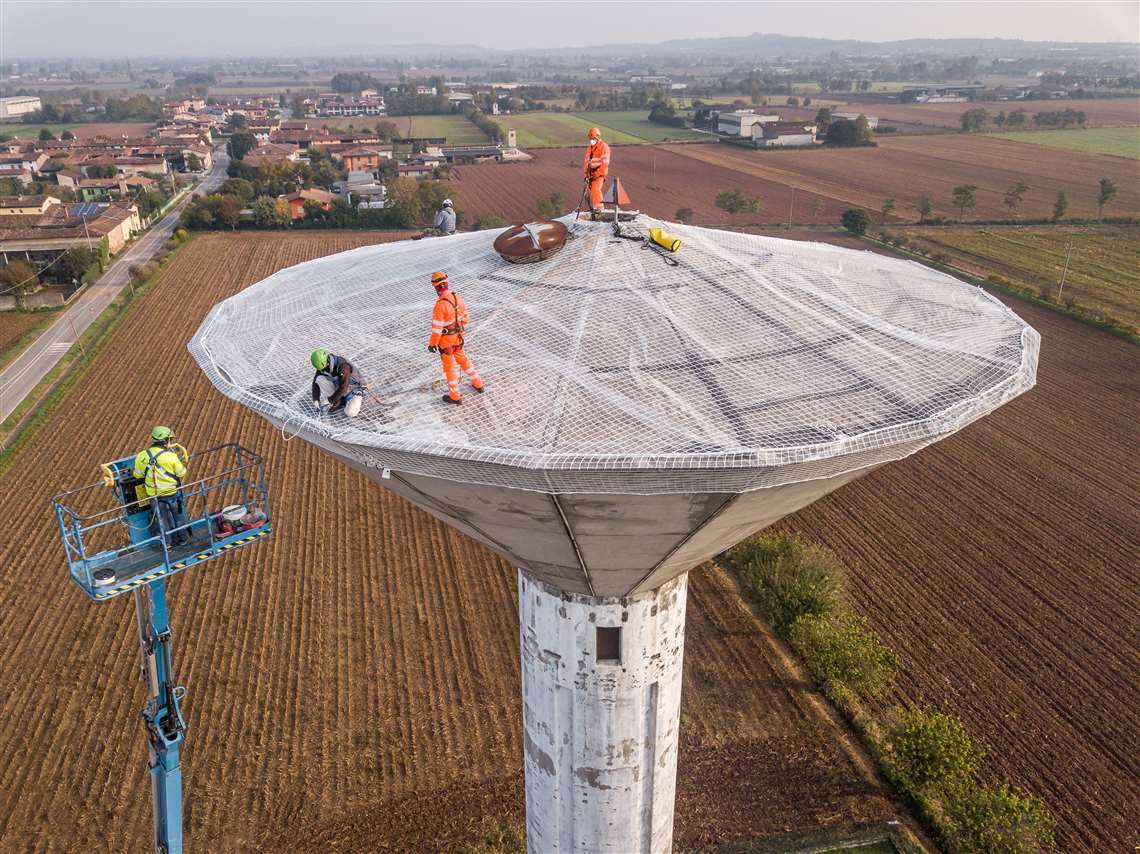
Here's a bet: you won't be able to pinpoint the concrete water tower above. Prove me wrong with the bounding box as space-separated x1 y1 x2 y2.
190 215 1038 851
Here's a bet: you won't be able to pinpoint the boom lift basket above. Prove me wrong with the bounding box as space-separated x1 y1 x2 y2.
54 443 271 601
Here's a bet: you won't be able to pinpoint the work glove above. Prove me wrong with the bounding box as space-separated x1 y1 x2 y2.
428 345 439 354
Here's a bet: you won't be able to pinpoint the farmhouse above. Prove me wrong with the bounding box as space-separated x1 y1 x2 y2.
0 152 49 176
333 171 387 205
280 188 336 220
243 142 301 168
113 156 169 178
834 112 879 129
718 110 780 137
440 144 502 163
396 162 434 179
0 201 141 265
335 147 386 172
752 122 815 147
0 195 61 216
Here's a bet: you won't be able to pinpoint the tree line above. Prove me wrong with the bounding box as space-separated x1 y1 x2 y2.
960 107 1089 132
837 176 1121 235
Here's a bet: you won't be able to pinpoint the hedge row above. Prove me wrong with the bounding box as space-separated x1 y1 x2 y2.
717 532 1056 852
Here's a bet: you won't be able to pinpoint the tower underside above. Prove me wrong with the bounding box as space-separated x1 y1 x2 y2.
293 426 888 597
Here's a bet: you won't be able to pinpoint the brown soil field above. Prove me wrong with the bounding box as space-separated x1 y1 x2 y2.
0 232 910 851
853 97 1140 129
454 145 850 226
666 135 1140 221
71 122 155 138
782 284 1140 852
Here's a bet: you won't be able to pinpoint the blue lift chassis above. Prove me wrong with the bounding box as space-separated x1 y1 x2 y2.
53 443 271 854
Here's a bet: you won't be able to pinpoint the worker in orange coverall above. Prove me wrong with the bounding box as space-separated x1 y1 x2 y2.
583 127 611 214
428 271 485 405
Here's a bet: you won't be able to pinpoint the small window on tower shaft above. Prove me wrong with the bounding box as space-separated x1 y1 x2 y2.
596 626 621 664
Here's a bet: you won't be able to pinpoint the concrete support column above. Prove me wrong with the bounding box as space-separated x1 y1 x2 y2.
518 568 688 853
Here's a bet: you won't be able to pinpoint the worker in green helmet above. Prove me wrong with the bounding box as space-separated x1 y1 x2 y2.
132 426 191 546
310 349 367 417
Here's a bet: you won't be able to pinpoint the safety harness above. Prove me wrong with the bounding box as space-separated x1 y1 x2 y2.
437 291 465 350
144 446 183 496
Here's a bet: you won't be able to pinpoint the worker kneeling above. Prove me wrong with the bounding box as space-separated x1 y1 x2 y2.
310 349 367 417
429 271 484 405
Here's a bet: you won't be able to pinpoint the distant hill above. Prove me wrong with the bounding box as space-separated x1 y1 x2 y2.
323 31 1136 62
549 32 1137 59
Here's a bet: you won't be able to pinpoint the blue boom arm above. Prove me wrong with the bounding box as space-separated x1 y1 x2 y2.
53 443 272 853
135 581 185 854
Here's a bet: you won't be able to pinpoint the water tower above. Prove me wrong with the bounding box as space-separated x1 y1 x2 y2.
190 215 1038 851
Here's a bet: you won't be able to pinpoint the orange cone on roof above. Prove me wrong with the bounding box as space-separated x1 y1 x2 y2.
602 178 631 206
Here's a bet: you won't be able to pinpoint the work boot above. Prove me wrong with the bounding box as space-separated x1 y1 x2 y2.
442 394 461 405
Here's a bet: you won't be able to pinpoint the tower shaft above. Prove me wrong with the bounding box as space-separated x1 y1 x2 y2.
519 569 687 852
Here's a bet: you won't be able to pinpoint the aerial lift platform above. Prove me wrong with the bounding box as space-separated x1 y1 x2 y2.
53 442 271 854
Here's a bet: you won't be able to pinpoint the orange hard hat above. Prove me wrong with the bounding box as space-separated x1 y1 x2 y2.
588 127 601 139
431 270 449 291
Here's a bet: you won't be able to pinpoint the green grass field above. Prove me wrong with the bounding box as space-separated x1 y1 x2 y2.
988 127 1139 159
315 114 490 144
491 113 642 148
0 122 79 139
896 225 1140 330
573 111 708 143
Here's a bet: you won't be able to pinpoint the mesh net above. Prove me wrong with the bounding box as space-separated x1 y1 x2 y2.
189 215 1039 495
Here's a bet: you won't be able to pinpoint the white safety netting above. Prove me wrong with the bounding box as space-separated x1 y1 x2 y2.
189 215 1039 495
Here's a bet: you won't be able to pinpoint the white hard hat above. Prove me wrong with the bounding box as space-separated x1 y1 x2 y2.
442 198 453 206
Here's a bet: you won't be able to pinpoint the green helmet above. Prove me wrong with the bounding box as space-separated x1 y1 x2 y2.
151 425 173 442
311 349 331 370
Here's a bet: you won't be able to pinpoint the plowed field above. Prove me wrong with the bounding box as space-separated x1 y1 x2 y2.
856 97 1140 129
666 135 1140 221
454 145 849 225
0 232 907 851
782 290 1140 852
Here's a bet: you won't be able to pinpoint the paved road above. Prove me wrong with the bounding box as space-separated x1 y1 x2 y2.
0 147 229 423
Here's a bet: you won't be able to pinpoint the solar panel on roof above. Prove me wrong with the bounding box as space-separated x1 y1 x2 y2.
70 202 104 218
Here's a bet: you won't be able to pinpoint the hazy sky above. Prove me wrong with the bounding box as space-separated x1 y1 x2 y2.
2 1 1138 58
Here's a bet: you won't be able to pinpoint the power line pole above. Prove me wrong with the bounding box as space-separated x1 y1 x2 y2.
787 186 796 230
1057 240 1073 301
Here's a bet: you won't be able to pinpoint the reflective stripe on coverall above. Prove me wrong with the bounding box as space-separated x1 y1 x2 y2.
430 291 483 401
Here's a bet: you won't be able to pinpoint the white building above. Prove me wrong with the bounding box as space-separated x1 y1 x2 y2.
834 112 879 129
0 96 42 119
717 110 779 137
752 122 815 147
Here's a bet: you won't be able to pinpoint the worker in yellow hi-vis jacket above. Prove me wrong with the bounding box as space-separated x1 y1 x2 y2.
133 426 190 546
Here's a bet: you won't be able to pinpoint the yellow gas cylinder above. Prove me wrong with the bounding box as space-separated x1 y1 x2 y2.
649 228 681 252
